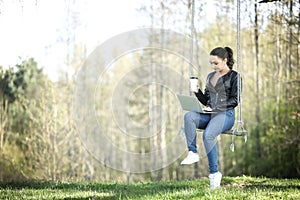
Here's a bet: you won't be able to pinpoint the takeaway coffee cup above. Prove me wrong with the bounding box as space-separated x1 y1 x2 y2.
190 77 198 92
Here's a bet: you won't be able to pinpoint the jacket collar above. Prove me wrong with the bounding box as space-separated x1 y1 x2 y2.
207 70 233 89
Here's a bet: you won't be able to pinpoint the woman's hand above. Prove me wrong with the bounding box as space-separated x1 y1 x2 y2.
203 107 213 112
190 84 199 93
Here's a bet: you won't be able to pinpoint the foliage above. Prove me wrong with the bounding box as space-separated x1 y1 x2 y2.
0 58 46 181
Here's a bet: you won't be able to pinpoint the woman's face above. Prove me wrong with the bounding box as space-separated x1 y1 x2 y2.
209 55 227 72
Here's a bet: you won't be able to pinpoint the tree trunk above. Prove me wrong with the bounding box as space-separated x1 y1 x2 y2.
285 0 293 122
0 100 8 181
254 2 262 159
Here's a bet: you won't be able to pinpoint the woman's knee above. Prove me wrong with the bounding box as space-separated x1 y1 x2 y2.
184 112 196 122
202 131 215 142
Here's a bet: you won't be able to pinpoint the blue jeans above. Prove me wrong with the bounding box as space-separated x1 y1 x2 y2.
184 109 235 173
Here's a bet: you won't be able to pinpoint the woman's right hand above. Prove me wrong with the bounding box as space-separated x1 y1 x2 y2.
203 107 213 112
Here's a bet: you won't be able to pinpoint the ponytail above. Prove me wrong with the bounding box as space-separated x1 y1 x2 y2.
224 47 234 69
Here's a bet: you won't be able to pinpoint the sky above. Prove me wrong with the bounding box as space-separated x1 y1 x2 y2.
0 0 144 80
0 0 216 81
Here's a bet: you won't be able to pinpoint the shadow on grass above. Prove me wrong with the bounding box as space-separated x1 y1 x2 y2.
0 180 115 190
221 177 300 191
0 179 208 200
245 184 300 190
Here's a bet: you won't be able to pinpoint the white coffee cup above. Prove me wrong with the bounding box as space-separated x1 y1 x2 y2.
190 77 198 92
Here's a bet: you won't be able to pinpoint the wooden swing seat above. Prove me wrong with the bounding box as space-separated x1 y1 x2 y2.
197 129 247 136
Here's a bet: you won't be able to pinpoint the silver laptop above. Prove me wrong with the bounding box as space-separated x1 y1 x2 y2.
176 94 214 113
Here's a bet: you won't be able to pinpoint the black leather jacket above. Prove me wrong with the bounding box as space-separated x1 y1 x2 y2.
195 70 239 112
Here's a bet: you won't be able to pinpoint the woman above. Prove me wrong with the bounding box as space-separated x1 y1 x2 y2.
181 47 239 189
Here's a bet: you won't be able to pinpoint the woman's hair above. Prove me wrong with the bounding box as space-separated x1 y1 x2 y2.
210 47 235 69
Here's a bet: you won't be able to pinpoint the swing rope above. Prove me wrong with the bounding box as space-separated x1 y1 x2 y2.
189 0 195 87
228 0 247 152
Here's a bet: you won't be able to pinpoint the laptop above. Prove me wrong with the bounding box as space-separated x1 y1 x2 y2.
176 94 215 113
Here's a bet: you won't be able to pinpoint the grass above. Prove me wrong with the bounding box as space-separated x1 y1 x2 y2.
0 176 299 199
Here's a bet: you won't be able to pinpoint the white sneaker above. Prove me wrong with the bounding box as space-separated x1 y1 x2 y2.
209 171 222 189
180 151 199 165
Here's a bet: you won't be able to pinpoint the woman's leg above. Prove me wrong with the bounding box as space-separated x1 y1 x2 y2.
181 111 211 165
184 111 210 153
202 109 235 173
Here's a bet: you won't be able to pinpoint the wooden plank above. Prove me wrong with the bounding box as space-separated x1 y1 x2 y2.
196 129 247 136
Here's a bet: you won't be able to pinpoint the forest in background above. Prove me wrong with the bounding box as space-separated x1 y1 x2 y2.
0 0 299 182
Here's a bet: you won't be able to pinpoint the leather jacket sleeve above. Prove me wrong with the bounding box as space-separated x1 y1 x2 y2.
194 88 209 106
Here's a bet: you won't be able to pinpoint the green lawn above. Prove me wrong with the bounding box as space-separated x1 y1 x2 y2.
0 176 299 199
